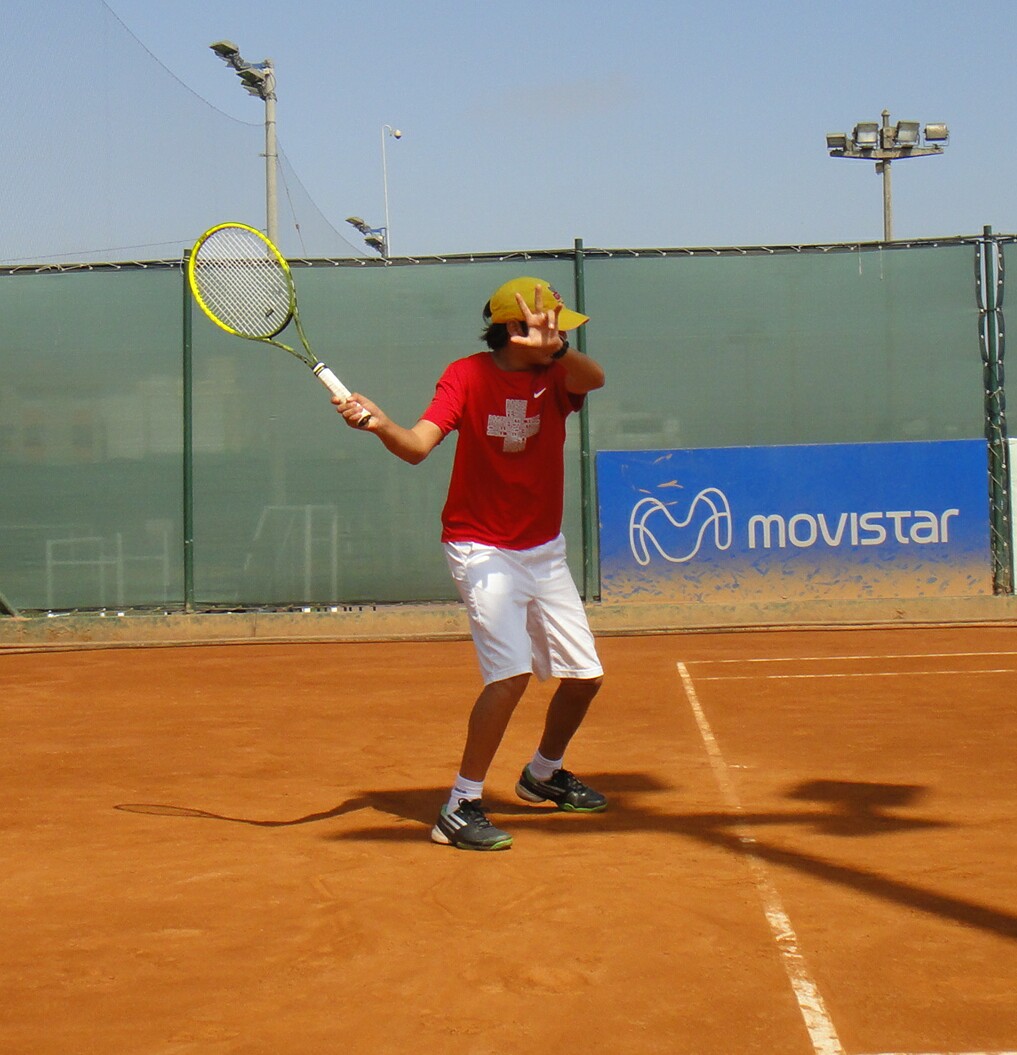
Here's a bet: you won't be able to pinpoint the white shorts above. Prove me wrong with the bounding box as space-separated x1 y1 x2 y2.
443 534 604 686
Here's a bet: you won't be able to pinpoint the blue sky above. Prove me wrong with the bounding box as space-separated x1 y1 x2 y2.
3 1 1016 261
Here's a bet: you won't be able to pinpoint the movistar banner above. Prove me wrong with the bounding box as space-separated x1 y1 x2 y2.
596 440 991 602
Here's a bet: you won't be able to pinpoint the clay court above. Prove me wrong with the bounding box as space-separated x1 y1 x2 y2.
3 624 1017 1055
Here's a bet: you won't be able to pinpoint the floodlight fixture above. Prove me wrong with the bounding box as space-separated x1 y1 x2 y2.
238 67 270 98
346 217 387 256
853 122 880 147
825 109 950 241
210 40 241 61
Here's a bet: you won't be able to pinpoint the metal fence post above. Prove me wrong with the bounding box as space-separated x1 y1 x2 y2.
573 238 600 600
977 226 1012 593
182 251 195 611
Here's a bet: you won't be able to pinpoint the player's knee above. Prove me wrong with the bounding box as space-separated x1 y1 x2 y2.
487 672 531 702
564 674 603 702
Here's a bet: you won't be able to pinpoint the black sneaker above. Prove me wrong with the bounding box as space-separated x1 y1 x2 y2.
431 799 513 851
515 766 608 812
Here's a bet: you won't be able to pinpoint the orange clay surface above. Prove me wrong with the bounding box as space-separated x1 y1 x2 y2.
3 625 1017 1055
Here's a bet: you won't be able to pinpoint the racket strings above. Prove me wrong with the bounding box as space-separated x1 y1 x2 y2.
192 228 292 339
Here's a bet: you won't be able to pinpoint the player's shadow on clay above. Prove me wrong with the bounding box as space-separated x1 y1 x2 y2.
334 775 1017 945
319 775 946 839
114 801 364 826
114 774 936 836
113 772 662 830
115 776 1017 943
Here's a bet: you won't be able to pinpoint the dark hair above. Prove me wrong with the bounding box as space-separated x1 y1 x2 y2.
481 322 510 350
480 300 526 351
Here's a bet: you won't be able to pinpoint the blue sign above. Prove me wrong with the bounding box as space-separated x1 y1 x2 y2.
596 440 991 602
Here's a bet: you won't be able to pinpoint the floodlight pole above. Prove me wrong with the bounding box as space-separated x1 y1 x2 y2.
381 125 401 258
263 60 279 246
825 108 948 242
209 41 279 246
878 112 893 241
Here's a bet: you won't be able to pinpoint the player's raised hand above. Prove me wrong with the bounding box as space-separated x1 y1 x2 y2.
511 285 567 360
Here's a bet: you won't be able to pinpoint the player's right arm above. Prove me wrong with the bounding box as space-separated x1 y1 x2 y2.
334 394 442 464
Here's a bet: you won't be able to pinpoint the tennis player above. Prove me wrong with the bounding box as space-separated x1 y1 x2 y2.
335 277 606 851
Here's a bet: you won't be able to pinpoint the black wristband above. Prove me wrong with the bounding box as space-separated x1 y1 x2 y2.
550 336 569 359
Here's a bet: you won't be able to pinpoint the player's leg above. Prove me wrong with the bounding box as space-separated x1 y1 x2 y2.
536 674 604 762
458 673 531 781
516 681 608 812
517 535 607 812
434 543 535 850
432 676 531 851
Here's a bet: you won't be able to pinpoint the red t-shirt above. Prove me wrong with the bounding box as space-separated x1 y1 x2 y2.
421 353 585 549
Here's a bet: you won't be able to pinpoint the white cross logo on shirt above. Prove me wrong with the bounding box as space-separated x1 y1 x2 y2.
487 398 540 452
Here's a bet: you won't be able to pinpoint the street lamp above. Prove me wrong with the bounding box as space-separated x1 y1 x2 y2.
825 109 949 241
210 40 279 245
381 125 402 256
345 215 387 257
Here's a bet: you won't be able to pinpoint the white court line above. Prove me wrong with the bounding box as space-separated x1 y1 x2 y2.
676 660 845 1055
679 658 1017 1055
699 668 1017 682
689 651 1017 666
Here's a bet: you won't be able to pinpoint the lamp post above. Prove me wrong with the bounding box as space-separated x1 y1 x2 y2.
210 40 279 245
380 125 402 256
825 110 949 241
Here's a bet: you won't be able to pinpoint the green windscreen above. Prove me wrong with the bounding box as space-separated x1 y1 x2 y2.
0 267 184 611
189 259 584 606
583 244 981 452
0 241 990 612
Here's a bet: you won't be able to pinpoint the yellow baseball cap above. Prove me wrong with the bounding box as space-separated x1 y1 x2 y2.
486 276 589 330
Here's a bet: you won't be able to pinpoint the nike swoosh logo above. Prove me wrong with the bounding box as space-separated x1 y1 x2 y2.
534 387 546 398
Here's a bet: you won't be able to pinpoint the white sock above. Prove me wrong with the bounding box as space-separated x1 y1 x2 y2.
447 775 484 813
528 750 563 782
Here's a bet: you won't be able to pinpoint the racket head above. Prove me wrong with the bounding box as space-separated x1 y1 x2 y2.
187 222 295 341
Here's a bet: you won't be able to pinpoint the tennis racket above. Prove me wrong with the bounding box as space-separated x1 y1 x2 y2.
187 221 370 426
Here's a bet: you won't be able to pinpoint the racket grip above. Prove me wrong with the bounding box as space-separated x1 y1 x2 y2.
313 363 351 400
313 363 371 427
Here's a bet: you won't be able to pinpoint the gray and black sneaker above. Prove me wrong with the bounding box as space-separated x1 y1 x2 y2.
515 766 608 812
431 799 514 851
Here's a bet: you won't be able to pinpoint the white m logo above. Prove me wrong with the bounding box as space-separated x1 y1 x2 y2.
628 487 733 566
